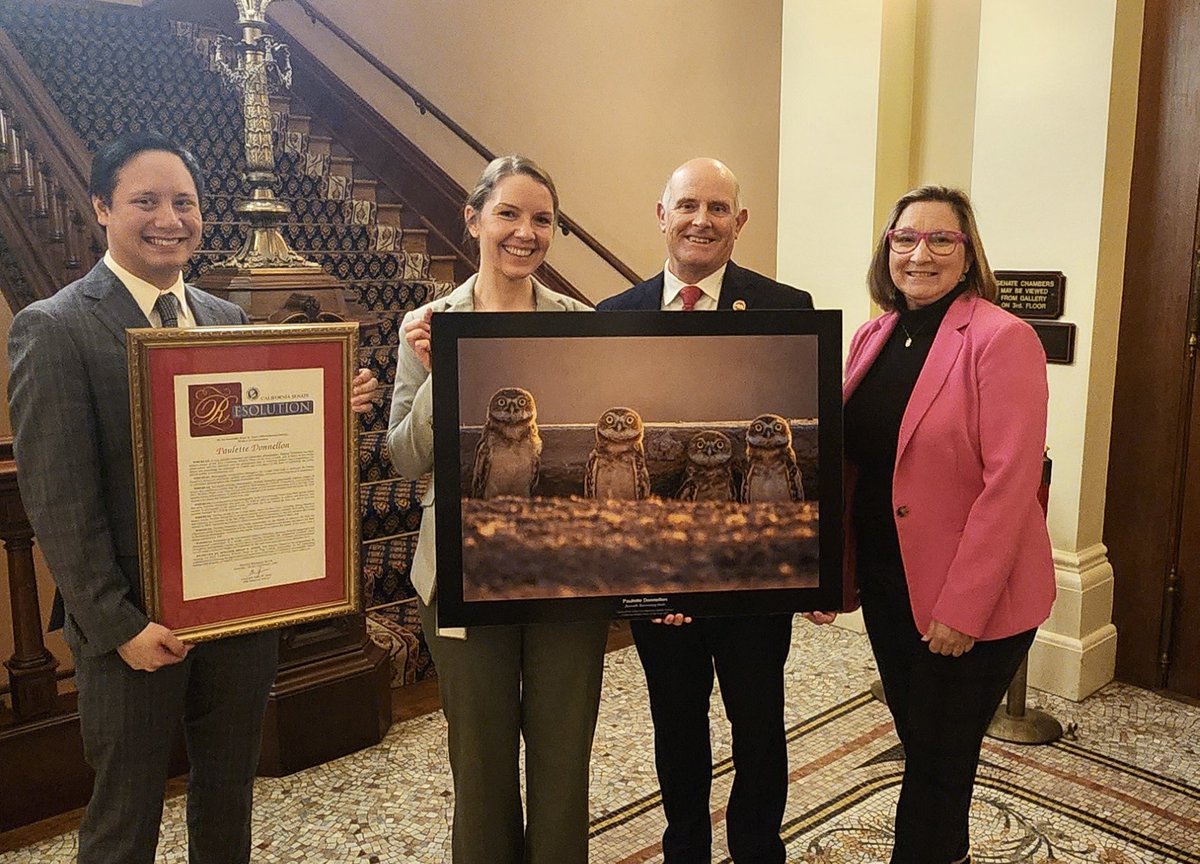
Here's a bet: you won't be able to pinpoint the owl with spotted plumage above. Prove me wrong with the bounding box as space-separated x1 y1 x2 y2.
584 406 651 500
471 387 542 499
742 413 804 503
677 430 738 502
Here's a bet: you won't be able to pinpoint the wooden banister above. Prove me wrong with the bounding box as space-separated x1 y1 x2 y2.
284 0 643 288
0 25 103 308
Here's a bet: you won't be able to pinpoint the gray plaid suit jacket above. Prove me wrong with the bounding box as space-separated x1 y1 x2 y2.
8 261 247 657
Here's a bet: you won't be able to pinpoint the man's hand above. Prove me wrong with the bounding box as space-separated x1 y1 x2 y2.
350 367 379 414
923 619 975 657
802 611 838 625
117 622 190 671
651 612 693 626
404 308 434 372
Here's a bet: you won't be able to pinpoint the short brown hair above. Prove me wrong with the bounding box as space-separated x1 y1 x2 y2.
866 185 997 311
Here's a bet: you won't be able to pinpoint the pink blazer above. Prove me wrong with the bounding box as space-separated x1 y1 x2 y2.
843 292 1056 640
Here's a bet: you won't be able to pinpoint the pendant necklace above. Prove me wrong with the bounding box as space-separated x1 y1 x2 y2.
899 318 932 348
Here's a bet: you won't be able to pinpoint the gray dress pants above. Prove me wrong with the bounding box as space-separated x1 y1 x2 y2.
74 629 279 864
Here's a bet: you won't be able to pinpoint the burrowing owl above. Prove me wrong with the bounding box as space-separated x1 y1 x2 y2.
677 430 737 502
742 413 804 502
471 387 542 499
584 406 650 500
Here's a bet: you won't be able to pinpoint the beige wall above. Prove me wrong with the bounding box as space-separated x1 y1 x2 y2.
778 0 1142 700
268 0 785 303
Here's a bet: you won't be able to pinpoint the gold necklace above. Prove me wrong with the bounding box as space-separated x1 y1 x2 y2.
899 318 933 348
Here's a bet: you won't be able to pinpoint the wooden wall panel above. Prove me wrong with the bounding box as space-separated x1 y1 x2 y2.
1106 0 1200 691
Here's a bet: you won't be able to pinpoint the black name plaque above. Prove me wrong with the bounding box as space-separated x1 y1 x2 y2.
1030 321 1076 365
994 270 1065 319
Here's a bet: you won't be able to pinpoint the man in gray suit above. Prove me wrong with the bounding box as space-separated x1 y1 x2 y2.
8 132 375 864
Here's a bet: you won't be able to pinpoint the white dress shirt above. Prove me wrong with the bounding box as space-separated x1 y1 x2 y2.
661 262 727 311
104 251 195 328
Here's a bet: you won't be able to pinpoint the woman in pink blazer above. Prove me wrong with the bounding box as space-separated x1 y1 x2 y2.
838 186 1055 863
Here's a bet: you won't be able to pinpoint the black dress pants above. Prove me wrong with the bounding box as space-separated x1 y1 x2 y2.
860 573 1034 864
632 613 793 864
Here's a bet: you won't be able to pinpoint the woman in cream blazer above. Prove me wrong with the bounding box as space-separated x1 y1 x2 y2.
387 156 607 864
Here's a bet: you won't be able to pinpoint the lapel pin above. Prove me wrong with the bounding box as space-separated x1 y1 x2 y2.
732 299 747 311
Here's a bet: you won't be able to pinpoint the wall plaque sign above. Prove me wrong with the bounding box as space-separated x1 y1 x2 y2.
995 270 1066 319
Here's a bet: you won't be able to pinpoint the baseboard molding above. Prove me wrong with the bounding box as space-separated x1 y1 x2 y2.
1029 623 1118 701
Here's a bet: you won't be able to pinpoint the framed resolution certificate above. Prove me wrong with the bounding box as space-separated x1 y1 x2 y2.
127 323 361 641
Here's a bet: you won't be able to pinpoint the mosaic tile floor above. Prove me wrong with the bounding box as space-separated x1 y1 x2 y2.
2 623 1198 862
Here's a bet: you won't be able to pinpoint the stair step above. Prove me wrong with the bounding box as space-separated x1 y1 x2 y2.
352 177 378 203
376 202 404 228
362 532 420 606
401 228 429 255
328 154 355 180
287 112 313 137
308 133 333 159
429 255 458 283
360 480 423 541
366 605 433 686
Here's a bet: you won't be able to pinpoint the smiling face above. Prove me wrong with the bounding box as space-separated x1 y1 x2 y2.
887 200 971 309
92 149 202 290
658 159 748 285
466 173 555 288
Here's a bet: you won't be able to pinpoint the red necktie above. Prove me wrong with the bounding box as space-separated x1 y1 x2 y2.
679 284 702 311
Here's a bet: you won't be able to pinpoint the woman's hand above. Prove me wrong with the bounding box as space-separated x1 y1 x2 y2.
802 611 838 625
651 612 693 626
404 307 434 372
923 619 975 656
350 368 379 413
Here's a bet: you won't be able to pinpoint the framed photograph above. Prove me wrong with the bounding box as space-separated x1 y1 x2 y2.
431 310 846 627
127 322 361 642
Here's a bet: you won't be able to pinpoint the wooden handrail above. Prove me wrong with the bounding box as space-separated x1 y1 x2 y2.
285 0 643 288
0 25 103 306
0 29 98 242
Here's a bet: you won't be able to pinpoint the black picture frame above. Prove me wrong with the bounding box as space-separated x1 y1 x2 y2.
431 310 845 626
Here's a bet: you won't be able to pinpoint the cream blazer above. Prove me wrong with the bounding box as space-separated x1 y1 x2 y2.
386 275 592 633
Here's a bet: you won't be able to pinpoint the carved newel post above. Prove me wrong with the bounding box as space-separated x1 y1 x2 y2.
0 449 57 719
196 0 367 324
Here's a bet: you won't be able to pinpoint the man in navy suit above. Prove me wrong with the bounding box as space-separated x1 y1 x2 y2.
8 132 376 864
598 158 813 864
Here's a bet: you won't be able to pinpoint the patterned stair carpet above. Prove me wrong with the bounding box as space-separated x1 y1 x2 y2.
0 0 456 686
2 623 1196 863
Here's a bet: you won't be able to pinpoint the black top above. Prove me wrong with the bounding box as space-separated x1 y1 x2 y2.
844 283 970 583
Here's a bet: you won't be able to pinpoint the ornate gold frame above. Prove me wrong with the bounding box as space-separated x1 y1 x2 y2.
127 323 360 641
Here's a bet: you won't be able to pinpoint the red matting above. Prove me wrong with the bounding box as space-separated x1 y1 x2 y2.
146 340 348 631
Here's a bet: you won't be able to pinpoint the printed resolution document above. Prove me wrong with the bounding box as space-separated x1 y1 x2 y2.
173 367 326 601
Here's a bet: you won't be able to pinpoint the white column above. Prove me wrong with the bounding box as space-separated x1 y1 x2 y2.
778 0 906 633
969 0 1143 699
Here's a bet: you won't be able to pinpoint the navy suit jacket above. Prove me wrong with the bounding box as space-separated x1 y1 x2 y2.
596 261 813 311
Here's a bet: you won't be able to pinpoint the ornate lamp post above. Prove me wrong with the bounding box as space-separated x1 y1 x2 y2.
197 0 364 323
